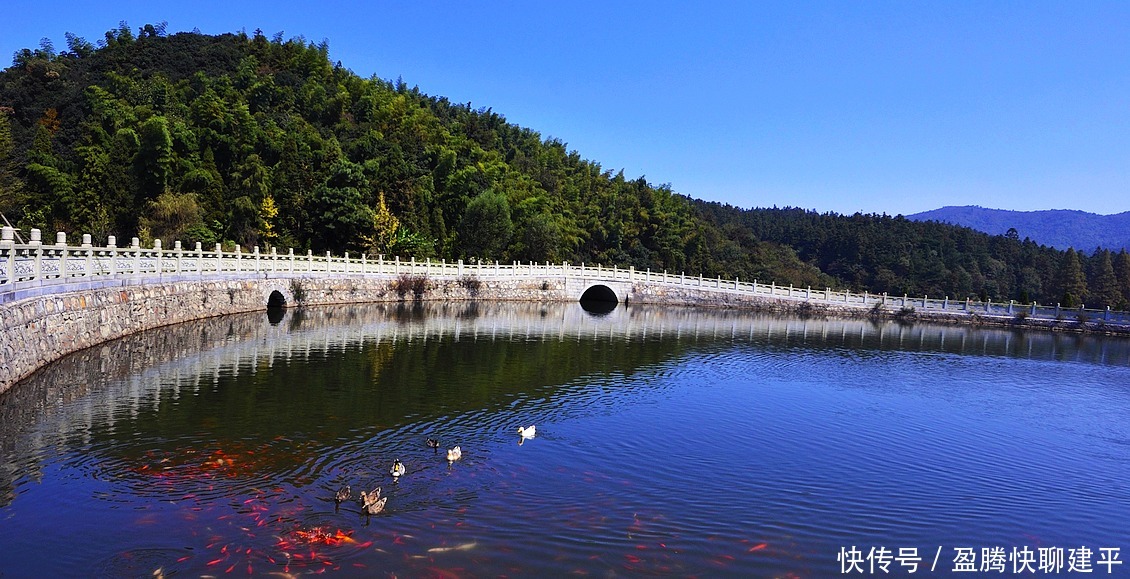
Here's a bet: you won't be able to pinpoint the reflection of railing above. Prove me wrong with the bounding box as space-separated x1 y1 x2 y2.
6 304 1128 455
2 226 1129 325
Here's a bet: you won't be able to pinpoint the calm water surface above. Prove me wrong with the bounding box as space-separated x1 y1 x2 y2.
1 302 1129 577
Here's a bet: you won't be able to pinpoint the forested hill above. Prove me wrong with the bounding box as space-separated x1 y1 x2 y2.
1 25 1129 309
908 206 1130 253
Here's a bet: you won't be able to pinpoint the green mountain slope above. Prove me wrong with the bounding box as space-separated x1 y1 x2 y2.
1 25 1128 309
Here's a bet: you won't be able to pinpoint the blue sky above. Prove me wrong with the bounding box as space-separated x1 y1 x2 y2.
4 1 1129 216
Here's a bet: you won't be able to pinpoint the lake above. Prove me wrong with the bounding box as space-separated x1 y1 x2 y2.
1 302 1128 577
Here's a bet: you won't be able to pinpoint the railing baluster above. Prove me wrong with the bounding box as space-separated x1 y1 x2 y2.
7 229 1130 329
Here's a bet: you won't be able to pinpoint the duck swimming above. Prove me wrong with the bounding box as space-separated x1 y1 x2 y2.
363 496 387 516
334 485 351 506
390 459 406 478
426 437 440 452
359 487 381 508
517 425 536 439
446 446 462 462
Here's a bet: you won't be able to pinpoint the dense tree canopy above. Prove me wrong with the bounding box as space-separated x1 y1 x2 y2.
1 25 1128 310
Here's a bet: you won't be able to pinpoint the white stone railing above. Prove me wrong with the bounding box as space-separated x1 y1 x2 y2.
2 226 1129 325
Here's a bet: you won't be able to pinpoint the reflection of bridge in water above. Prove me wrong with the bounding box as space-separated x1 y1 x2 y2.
2 301 1128 507
5 302 1128 448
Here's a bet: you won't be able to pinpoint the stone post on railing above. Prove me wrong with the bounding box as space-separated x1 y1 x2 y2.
55 232 67 279
173 241 183 274
153 239 163 277
1 227 13 283
28 229 42 280
107 235 118 275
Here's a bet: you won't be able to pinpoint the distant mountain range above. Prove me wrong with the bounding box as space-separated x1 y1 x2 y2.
907 206 1130 253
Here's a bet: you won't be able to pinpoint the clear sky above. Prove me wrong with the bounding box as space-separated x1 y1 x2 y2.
3 1 1129 216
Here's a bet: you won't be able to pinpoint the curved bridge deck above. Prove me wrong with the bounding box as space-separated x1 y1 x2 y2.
2 227 1128 324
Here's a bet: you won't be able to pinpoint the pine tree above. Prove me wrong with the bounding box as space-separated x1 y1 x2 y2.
1114 250 1130 310
1088 250 1120 309
1057 248 1088 308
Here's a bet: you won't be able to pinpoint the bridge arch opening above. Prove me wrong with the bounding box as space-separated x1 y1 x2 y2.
267 290 287 308
579 284 618 304
266 290 287 324
579 284 618 315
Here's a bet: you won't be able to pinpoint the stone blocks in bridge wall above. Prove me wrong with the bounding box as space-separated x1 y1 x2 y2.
21 271 1115 396
0 275 578 394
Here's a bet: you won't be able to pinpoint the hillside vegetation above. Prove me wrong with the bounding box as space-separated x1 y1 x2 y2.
1 25 1128 309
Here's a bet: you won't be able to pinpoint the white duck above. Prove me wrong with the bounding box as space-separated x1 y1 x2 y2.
517 425 536 440
446 446 462 462
390 459 406 478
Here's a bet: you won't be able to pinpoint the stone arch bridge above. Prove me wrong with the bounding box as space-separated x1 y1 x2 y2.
3 226 1128 392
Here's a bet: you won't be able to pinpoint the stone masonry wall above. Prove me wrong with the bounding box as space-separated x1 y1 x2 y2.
4 272 1126 395
0 273 580 394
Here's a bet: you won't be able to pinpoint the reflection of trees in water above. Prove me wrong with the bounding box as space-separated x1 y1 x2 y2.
0 302 685 504
2 301 1129 507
